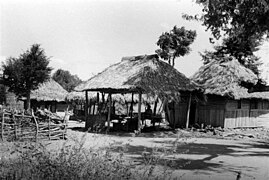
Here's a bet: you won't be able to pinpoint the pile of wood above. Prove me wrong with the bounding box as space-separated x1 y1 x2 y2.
0 109 69 141
36 109 69 140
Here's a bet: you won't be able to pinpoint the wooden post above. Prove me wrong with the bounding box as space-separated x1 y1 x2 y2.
186 92 192 129
12 112 17 140
153 98 158 116
55 101 57 113
31 109 39 142
137 92 142 132
48 116 51 140
107 92 112 132
130 93 134 119
85 91 89 130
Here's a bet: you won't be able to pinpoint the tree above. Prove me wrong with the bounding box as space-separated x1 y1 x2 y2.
2 44 52 110
183 0 269 75
187 0 269 40
52 69 82 92
156 26 197 67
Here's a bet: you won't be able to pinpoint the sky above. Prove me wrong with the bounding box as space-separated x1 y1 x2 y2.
1 0 268 81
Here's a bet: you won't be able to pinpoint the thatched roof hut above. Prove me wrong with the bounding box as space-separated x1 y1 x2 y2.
75 54 198 97
76 54 199 131
191 57 269 129
31 78 68 102
191 57 265 99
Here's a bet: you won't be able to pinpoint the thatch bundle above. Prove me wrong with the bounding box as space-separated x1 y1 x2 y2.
66 91 96 102
191 57 268 99
31 78 68 102
75 54 197 99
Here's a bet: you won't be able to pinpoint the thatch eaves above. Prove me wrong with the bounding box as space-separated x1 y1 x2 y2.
75 54 198 98
66 91 156 104
31 78 68 102
191 57 266 99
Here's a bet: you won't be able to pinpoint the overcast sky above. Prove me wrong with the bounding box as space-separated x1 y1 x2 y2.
1 0 268 81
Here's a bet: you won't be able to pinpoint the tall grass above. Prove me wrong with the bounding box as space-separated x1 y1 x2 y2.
0 134 180 180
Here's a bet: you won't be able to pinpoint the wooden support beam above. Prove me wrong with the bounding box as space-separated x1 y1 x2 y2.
153 98 158 116
130 93 134 119
85 91 89 130
137 92 142 132
186 92 192 129
107 92 112 132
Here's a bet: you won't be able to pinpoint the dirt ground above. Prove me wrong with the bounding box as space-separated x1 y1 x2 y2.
48 121 268 180
1 121 269 180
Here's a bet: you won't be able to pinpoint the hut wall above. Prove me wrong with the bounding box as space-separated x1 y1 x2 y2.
249 100 269 128
172 92 190 128
225 99 269 128
224 99 254 128
196 95 226 127
198 98 269 128
174 101 188 127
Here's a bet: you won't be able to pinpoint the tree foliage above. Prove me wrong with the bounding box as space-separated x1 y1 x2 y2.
52 69 82 92
184 0 269 76
2 44 52 110
187 0 269 40
156 26 197 66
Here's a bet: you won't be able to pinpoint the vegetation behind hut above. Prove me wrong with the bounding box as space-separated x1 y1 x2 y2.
183 0 269 76
2 44 52 110
52 69 82 92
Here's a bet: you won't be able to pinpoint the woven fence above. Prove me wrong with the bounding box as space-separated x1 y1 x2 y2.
0 109 69 141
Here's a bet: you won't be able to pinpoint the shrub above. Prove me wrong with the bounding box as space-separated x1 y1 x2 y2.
0 135 176 180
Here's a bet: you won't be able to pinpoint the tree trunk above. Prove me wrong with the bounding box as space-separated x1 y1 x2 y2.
26 91 31 111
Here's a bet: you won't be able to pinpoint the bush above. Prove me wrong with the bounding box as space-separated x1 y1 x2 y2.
0 135 175 180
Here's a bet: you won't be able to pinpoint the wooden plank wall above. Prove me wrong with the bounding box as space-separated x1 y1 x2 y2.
197 98 269 128
251 109 269 128
197 106 225 127
224 100 256 128
225 109 256 128
224 100 269 128
196 95 226 127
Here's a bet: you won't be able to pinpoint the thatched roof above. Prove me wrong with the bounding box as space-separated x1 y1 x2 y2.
75 54 198 98
66 91 95 102
191 57 269 100
31 78 68 102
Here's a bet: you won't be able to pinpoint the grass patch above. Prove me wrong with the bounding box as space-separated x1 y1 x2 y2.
0 134 181 180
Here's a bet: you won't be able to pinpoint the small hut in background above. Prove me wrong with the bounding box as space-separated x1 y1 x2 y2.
192 57 269 128
30 78 69 113
75 54 198 131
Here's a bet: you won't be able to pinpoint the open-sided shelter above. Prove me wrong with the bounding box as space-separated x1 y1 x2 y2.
75 54 198 131
192 56 269 128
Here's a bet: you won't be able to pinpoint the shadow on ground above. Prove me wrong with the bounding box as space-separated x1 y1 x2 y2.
111 139 269 172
